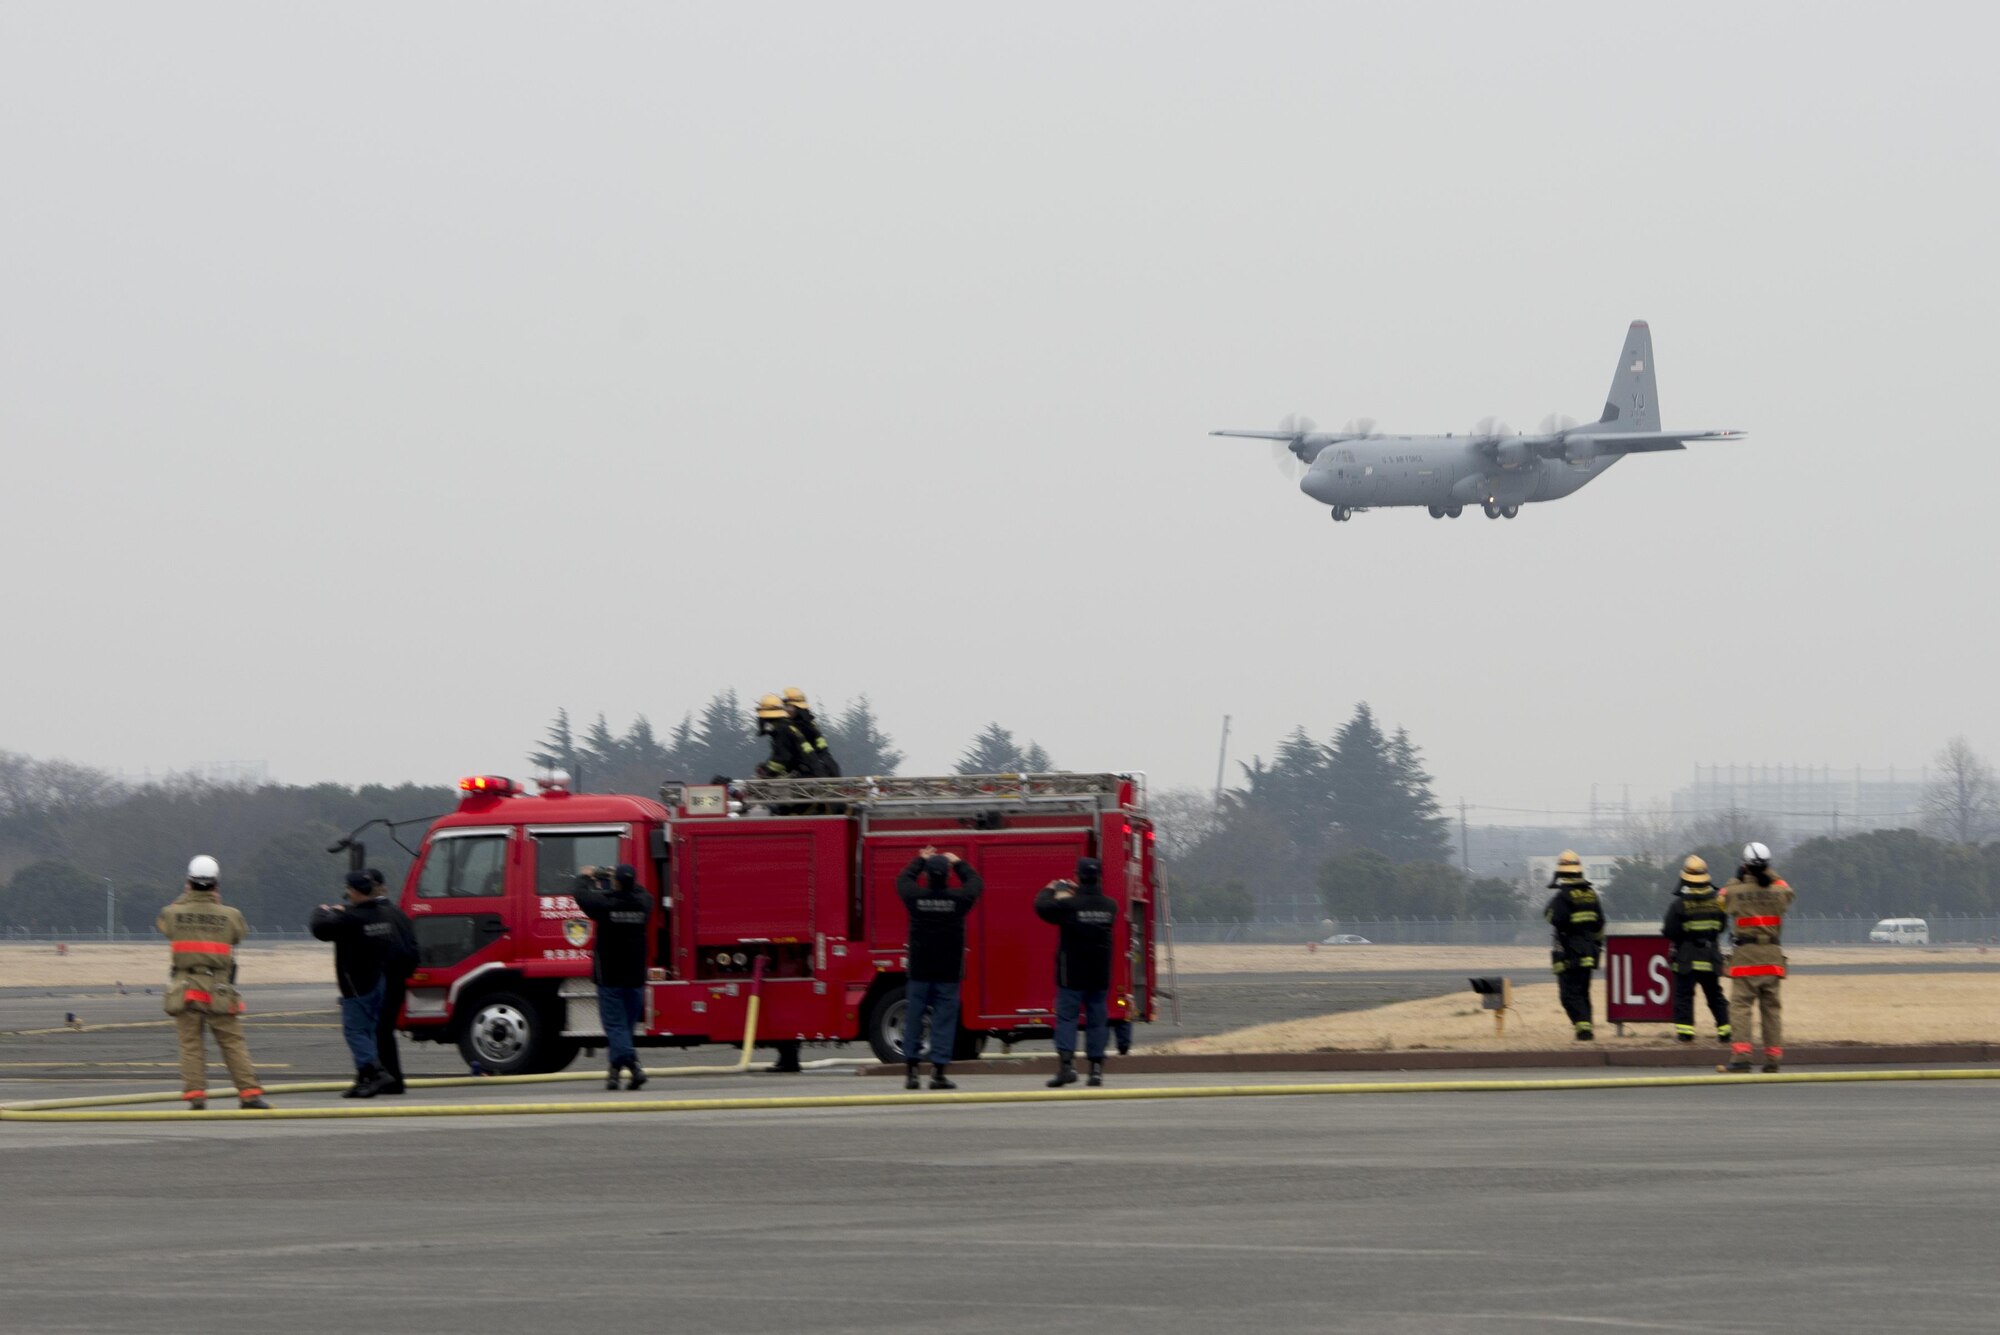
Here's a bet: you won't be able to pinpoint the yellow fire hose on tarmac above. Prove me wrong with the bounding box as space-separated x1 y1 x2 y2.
5 1066 1997 1123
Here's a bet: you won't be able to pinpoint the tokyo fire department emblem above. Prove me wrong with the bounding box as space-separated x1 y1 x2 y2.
563 919 593 948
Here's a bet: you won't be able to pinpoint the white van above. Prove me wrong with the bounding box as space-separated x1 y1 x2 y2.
1868 917 1930 945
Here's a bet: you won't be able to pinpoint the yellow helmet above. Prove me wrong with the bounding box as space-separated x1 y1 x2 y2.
1680 854 1710 885
754 693 788 720
782 687 808 709
1556 850 1583 874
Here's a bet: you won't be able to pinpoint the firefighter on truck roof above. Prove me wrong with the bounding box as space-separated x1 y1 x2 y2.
1542 851 1605 1041
1722 842 1795 1074
1660 854 1731 1046
754 694 809 778
155 855 270 1111
782 687 840 777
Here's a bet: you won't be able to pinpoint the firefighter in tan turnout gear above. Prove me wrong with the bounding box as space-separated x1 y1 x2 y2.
154 855 270 1111
1722 842 1796 1074
1543 851 1605 1040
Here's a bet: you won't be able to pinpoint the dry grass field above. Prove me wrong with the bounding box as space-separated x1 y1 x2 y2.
0 942 332 989
1169 942 1999 975
1159 972 2000 1053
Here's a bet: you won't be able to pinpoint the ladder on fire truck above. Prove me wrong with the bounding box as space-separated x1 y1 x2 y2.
719 771 1145 815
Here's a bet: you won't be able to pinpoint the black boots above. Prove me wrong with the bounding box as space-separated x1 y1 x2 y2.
1087 1060 1103 1088
929 1064 956 1090
239 1095 271 1110
607 1060 648 1090
769 1041 804 1073
1047 1055 1078 1088
343 1063 394 1099
905 1061 921 1090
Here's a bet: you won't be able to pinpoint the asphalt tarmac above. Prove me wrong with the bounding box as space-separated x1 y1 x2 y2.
2 1071 1996 1333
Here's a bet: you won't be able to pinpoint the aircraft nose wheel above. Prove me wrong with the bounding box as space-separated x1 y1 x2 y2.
1502 504 1520 519
1329 506 1353 522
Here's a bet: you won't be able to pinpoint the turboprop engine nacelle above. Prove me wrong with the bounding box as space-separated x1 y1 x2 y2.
1495 439 1532 470
1563 438 1597 464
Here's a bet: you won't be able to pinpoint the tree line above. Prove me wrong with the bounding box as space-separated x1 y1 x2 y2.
0 698 1061 933
1161 703 1522 922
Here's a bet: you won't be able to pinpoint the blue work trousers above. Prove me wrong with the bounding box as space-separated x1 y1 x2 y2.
598 984 644 1068
339 979 384 1071
904 979 960 1067
1055 986 1109 1062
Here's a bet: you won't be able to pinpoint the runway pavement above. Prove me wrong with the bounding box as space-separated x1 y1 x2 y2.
1 1069 1995 1333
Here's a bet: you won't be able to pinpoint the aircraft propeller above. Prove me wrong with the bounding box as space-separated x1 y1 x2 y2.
1268 413 1317 479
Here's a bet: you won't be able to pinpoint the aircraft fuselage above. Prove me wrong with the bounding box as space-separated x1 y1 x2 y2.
1299 437 1615 511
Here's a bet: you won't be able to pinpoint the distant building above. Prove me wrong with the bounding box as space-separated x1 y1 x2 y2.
1670 765 1925 841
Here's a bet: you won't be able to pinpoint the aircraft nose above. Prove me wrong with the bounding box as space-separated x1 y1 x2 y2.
1299 468 1334 503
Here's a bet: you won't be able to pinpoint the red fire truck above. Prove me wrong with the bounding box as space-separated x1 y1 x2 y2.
395 771 1161 1074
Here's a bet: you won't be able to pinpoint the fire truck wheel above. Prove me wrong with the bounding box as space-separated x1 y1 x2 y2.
863 984 909 1065
456 989 569 1076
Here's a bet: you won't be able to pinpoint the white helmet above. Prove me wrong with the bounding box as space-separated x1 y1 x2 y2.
186 854 220 886
1742 842 1771 866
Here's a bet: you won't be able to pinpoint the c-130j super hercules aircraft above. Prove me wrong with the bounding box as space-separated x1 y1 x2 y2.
1213 321 1744 521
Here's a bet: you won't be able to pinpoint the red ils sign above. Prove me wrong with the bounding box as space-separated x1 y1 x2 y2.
1604 935 1674 1023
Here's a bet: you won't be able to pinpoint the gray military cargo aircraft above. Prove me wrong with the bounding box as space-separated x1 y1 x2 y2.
1212 321 1744 521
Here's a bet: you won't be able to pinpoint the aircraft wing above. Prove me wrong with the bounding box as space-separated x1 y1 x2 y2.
1562 429 1746 455
1211 429 1309 441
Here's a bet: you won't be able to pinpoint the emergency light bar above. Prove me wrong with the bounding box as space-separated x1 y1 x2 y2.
458 775 520 796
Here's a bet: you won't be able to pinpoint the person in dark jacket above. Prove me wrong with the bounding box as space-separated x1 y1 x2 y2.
1542 850 1605 1041
310 872 401 1098
574 864 654 1090
754 694 810 778
895 847 983 1090
366 868 419 1094
782 688 840 777
1035 858 1120 1087
1659 854 1731 1046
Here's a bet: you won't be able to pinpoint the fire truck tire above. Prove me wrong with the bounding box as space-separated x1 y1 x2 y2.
456 989 574 1076
863 984 992 1065
863 984 909 1065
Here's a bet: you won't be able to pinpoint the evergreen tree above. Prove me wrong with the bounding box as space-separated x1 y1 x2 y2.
1235 726 1334 847
957 723 1024 774
689 689 762 781
579 713 622 792
528 709 578 779
1386 727 1451 862
821 696 904 776
1021 741 1054 773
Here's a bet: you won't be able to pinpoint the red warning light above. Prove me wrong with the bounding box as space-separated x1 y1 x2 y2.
458 775 520 796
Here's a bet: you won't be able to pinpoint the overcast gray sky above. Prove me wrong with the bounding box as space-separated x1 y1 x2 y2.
3 2 1995 814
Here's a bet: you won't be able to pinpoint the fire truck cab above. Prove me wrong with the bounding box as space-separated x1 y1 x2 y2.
397 771 1160 1074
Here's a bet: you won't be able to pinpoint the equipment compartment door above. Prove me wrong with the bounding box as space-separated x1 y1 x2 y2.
970 837 1092 1025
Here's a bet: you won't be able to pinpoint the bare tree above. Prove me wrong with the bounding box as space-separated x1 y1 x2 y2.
1922 736 1999 845
1617 804 1686 867
1148 786 1223 863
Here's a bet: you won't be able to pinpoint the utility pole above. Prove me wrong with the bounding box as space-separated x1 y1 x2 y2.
1212 715 1232 807
104 877 114 941
1459 798 1471 872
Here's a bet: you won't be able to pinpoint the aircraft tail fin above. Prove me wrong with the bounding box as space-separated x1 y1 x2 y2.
1598 321 1660 433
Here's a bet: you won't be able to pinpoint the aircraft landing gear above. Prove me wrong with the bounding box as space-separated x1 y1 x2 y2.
1427 505 1444 519
1502 504 1520 519
1446 505 1463 518
1482 503 1501 519
1329 506 1353 522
